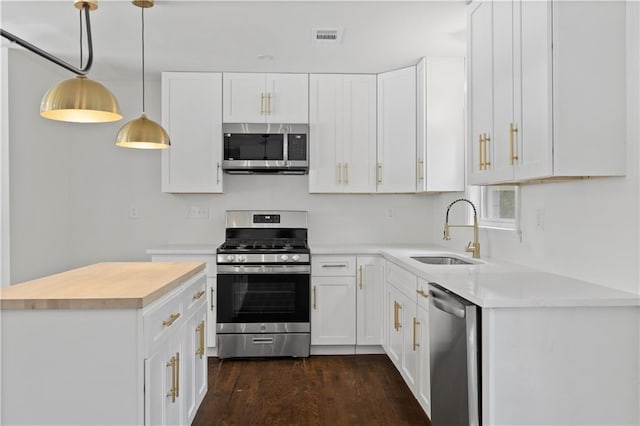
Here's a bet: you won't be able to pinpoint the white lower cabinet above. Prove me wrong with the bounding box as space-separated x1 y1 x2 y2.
383 261 431 419
311 276 356 345
184 306 208 424
311 255 383 350
145 333 183 426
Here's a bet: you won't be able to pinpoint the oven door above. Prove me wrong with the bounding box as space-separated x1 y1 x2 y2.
217 265 310 333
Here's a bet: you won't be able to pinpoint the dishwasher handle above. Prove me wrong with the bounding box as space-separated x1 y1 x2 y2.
429 285 467 318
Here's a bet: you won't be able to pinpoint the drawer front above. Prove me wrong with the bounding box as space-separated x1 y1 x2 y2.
183 273 208 317
143 288 184 352
386 261 418 302
151 254 216 276
312 256 356 276
417 277 430 311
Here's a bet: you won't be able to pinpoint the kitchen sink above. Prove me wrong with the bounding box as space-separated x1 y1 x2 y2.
411 256 477 265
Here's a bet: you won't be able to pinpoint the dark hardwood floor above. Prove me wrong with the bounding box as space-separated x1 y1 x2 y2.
192 354 430 426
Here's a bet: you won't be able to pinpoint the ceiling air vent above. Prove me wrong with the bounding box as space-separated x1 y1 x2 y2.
313 28 343 45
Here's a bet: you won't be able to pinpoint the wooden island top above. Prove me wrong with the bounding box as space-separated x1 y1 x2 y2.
0 262 205 310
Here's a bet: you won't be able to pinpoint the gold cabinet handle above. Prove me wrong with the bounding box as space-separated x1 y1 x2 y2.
337 162 342 184
313 285 317 310
162 313 181 327
343 163 349 185
192 290 205 301
267 93 272 114
479 134 485 170
175 352 180 398
484 133 492 168
166 355 177 403
358 265 364 290
393 301 398 331
510 122 519 165
413 317 420 351
196 320 205 359
416 289 429 298
260 93 265 115
417 159 424 182
376 163 382 184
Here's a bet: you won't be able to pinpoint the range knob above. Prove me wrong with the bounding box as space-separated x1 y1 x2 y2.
280 254 289 262
292 255 300 262
237 255 246 262
226 255 235 262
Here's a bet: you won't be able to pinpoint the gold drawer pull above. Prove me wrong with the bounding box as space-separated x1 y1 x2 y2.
337 162 342 184
313 285 317 310
376 163 383 184
175 352 180 397
162 313 181 327
196 321 205 359
343 163 349 185
358 265 364 290
413 317 420 351
267 93 272 114
166 355 177 403
192 290 205 301
416 289 429 298
260 93 265 115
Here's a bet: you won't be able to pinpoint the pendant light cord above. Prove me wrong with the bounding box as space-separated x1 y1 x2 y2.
79 9 83 68
141 6 146 113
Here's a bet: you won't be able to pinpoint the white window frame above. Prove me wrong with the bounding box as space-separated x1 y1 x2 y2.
467 185 520 232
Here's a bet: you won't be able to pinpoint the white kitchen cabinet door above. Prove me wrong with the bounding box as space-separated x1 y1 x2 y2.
266 73 309 123
377 66 417 193
467 1 494 185
356 256 384 345
386 284 403 370
311 276 356 345
342 75 377 193
222 73 266 123
145 334 183 426
184 305 207 425
309 74 376 193
416 57 465 192
161 72 223 193
400 292 418 392
309 75 343 193
223 73 308 124
416 304 431 417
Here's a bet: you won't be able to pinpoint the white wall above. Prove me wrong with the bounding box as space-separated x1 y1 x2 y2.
8 49 436 283
437 2 640 296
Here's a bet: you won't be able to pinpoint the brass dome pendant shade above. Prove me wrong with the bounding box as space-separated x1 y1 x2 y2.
41 75 122 123
115 113 170 149
0 1 121 123
115 0 170 149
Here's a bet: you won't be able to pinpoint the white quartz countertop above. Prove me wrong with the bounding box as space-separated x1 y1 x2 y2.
311 244 640 308
146 243 640 308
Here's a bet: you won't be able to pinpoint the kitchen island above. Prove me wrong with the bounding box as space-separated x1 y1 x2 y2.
0 262 208 426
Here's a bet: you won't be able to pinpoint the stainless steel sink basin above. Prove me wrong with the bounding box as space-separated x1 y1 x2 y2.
411 256 476 265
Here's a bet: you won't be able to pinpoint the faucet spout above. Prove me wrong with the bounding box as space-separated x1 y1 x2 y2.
443 198 480 259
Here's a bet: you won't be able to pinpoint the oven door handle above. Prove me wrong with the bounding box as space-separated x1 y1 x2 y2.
217 265 311 274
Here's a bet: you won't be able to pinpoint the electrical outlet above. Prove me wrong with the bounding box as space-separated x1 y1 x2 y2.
188 206 210 219
386 208 395 219
129 205 139 219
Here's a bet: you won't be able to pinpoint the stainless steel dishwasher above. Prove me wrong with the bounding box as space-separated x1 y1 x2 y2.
429 283 480 426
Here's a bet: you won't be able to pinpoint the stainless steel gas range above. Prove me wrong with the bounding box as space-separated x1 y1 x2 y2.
216 210 310 358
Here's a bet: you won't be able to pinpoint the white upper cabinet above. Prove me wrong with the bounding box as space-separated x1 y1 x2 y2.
468 0 626 185
309 74 377 193
377 66 417 193
161 72 223 193
223 73 308 123
416 57 465 193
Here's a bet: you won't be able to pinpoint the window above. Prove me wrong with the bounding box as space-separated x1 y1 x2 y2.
468 185 519 231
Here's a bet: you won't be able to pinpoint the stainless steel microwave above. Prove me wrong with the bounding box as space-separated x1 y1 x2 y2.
222 133 308 174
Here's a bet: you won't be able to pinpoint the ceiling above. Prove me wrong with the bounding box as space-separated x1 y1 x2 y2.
1 1 467 80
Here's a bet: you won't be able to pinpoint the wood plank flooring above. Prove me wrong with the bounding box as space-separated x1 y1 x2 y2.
193 355 430 426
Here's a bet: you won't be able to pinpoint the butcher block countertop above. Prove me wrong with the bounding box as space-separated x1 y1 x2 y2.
0 262 205 310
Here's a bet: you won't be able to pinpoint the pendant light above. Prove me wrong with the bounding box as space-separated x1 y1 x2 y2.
1 0 122 123
115 0 170 149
